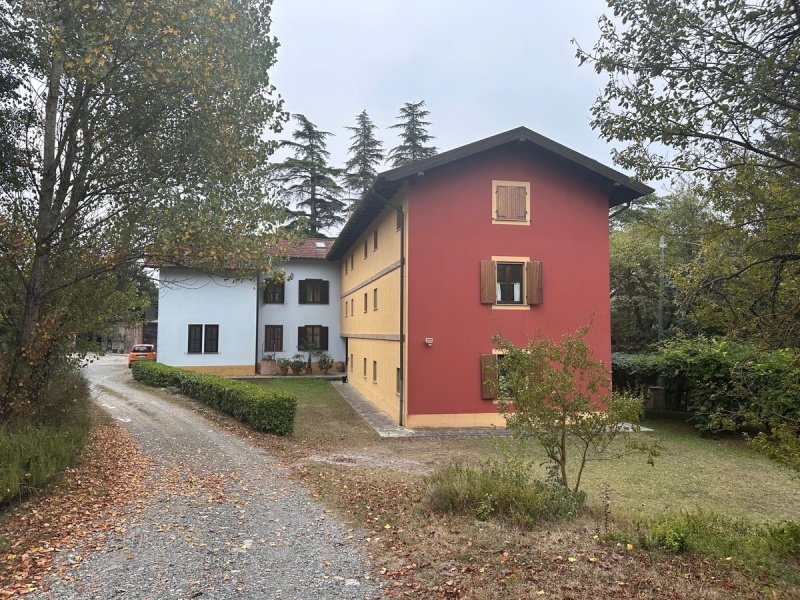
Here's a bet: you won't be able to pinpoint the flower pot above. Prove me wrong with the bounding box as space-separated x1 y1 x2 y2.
261 359 279 376
279 367 289 376
334 361 345 373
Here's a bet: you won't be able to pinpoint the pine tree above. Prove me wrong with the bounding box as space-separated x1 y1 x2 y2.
344 110 384 205
271 115 346 237
388 101 437 167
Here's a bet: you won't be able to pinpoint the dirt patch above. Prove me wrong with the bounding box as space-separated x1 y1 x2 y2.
306 451 431 474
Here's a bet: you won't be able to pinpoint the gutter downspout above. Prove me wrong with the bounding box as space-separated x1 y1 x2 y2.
372 189 406 427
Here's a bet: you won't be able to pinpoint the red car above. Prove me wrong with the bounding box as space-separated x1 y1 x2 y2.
128 344 156 368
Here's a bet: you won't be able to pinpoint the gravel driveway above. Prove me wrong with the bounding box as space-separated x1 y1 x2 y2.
31 355 380 600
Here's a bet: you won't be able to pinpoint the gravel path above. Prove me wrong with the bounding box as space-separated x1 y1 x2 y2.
31 355 380 600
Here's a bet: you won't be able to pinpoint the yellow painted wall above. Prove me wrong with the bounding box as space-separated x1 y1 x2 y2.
339 199 406 423
346 337 401 421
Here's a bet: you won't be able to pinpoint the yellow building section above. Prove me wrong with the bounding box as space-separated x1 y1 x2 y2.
346 337 401 422
177 365 255 376
406 412 508 429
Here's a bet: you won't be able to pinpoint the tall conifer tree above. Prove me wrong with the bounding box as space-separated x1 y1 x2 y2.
344 110 384 206
271 115 345 236
388 101 437 167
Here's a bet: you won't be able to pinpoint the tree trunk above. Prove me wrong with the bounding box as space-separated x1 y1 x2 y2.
1 50 63 423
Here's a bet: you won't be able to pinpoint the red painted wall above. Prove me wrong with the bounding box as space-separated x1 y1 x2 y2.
406 145 612 416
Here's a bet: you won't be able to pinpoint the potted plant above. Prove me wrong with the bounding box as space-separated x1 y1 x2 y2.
289 354 306 376
276 357 291 376
261 352 279 375
317 352 333 375
300 341 319 375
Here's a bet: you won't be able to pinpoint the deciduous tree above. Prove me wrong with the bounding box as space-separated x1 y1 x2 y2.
0 0 287 423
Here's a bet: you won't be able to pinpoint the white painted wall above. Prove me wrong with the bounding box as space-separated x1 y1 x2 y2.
257 259 345 362
158 269 257 368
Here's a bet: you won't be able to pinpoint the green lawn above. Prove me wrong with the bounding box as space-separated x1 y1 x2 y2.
253 378 800 523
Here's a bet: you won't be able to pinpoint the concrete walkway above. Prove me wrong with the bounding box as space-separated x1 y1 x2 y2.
330 381 509 439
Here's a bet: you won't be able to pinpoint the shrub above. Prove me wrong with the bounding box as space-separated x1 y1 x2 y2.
648 510 800 561
425 448 585 528
317 352 333 372
131 362 296 435
0 369 92 505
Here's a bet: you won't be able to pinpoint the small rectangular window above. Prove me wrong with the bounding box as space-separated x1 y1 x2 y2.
396 368 401 395
298 279 329 304
363 239 368 259
298 325 328 351
396 208 403 230
350 254 354 270
350 353 354 372
345 260 348 275
204 324 219 353
187 324 202 354
263 280 285 304
496 262 524 304
363 357 367 378
264 325 283 352
373 229 378 251
344 300 348 318
350 298 354 315
373 287 378 311
372 360 377 383
363 292 368 313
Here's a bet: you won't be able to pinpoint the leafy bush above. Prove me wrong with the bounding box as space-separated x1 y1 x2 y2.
0 370 92 505
131 362 296 435
613 338 800 437
648 510 800 563
425 448 585 528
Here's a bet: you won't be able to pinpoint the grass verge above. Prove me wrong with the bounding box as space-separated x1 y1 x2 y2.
249 379 800 597
0 370 92 505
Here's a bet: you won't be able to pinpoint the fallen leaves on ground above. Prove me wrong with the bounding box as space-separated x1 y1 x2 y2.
0 422 152 597
295 463 784 600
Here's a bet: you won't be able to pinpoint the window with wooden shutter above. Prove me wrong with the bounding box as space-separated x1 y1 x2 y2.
203 324 219 353
480 354 497 400
298 325 328 351
479 260 496 304
263 280 284 304
187 324 202 354
526 261 543 305
264 325 283 352
298 279 329 304
491 180 530 225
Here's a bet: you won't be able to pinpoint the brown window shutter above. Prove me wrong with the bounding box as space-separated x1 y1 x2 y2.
320 327 329 351
496 185 527 220
480 354 497 400
480 260 496 304
321 280 329 304
526 261 543 305
298 280 307 304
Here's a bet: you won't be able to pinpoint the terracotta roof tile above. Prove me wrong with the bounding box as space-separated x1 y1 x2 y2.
281 237 335 259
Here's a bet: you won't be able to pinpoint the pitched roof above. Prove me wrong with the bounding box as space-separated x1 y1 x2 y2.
282 237 336 259
328 126 653 260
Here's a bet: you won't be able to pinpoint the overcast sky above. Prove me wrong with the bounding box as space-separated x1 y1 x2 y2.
268 0 644 185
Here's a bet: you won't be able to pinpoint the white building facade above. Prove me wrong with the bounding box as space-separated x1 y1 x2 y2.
157 239 343 376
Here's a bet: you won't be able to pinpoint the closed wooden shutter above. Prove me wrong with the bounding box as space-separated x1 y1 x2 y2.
297 326 305 350
480 354 497 400
526 261 543 305
298 280 307 304
496 185 527 220
480 260 496 304
320 327 329 351
320 280 329 304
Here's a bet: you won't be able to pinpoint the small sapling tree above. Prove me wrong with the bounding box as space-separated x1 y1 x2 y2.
491 325 653 494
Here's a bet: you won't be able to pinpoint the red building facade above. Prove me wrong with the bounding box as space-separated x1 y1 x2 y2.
329 128 652 428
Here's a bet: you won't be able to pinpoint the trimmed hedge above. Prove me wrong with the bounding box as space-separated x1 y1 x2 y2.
131 362 296 435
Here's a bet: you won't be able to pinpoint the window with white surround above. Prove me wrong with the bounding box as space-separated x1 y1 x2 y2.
479 259 543 306
491 180 530 225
